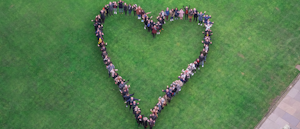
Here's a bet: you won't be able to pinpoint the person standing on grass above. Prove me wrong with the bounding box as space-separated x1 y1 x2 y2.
133 105 140 116
152 25 157 38
103 55 110 64
124 3 128 15
108 2 114 16
134 107 140 116
123 93 134 105
203 35 211 41
160 10 165 19
199 53 205 67
131 101 139 112
183 5 190 20
121 88 128 97
142 12 152 23
188 9 193 22
101 50 107 59
174 8 179 20
201 48 208 62
118 80 129 90
165 7 170 20
204 19 214 30
125 97 140 109
113 2 118 14
202 38 212 46
100 45 106 52
203 14 212 24
137 114 144 127
193 8 198 22
133 4 137 16
93 20 99 31
149 118 155 129
162 89 172 103
159 96 166 109
150 19 155 29
203 31 212 38
197 11 206 26
105 5 109 17
128 4 132 15
147 20 151 32
143 16 147 29
118 0 124 14
172 85 177 96
100 10 106 23
136 6 141 19
196 58 201 70
150 113 157 124
150 107 158 117
203 29 213 36
178 8 184 20
156 101 162 113
157 21 163 34
143 117 148 129
144 16 152 30
169 9 175 21
106 63 115 77
193 60 200 71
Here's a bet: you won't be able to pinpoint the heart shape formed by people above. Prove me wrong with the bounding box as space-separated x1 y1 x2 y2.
94 2 214 128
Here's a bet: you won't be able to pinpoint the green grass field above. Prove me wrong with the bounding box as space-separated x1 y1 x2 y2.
1 0 300 128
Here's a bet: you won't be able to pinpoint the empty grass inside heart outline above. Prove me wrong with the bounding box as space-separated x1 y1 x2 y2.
95 3 213 128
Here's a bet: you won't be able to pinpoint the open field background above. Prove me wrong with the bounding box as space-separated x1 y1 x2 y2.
1 0 300 128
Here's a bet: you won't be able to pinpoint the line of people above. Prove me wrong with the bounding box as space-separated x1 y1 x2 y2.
141 6 214 38
92 1 214 128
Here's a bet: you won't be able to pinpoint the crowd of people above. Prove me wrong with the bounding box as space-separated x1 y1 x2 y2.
92 1 215 128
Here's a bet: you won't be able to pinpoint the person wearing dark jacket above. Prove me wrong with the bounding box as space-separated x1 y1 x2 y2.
131 101 139 112
128 4 132 15
202 38 212 46
124 97 140 109
172 85 177 96
134 108 140 117
143 117 148 129
112 72 119 79
104 5 109 17
124 3 128 15
203 14 212 23
118 0 124 14
202 29 213 36
201 48 208 62
133 4 137 16
136 114 144 127
174 8 179 20
199 53 205 67
183 5 190 20
147 20 151 32
123 93 134 106
100 10 105 23
162 89 172 103
193 8 198 22
118 80 129 90
149 118 155 129
93 22 99 31
121 88 128 97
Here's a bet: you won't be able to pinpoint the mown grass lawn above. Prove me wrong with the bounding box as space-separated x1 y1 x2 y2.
0 0 300 129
